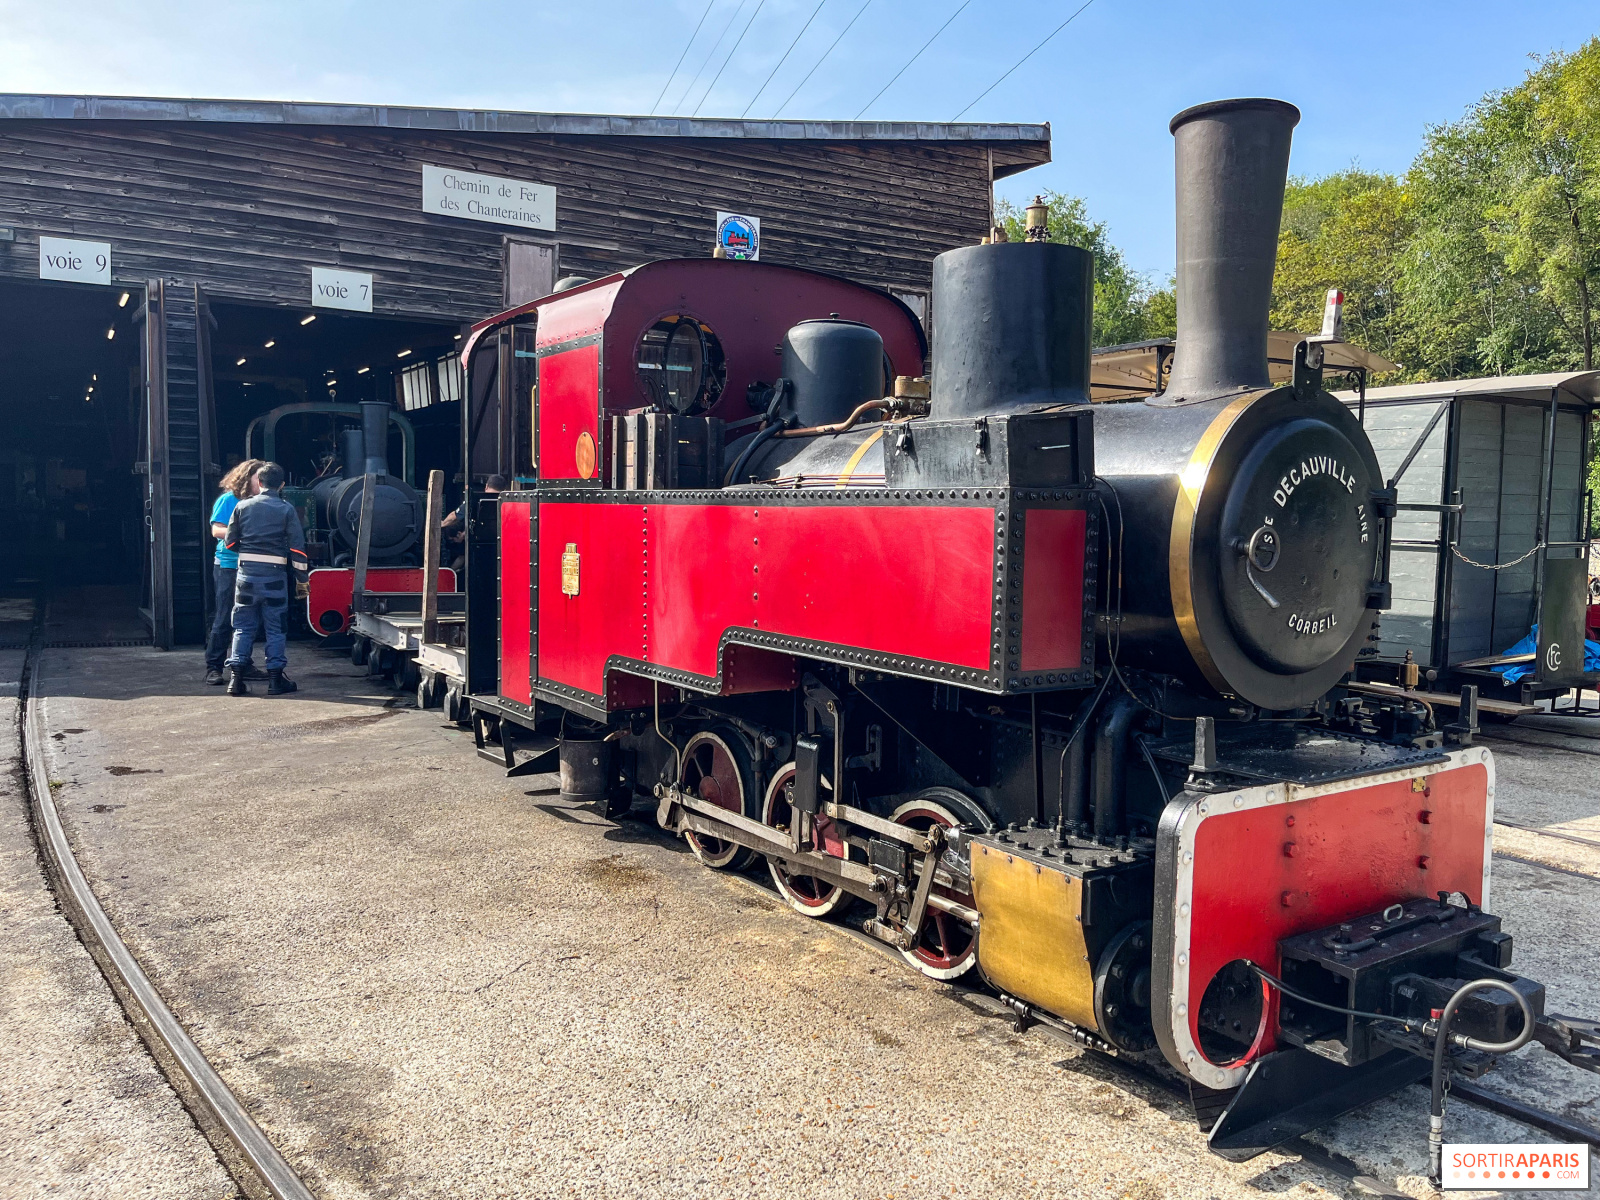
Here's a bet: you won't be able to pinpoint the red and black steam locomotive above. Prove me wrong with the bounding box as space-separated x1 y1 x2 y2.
335 99 1600 1167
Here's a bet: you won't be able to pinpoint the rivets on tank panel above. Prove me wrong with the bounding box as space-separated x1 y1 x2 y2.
1177 952 1188 966
1283 842 1296 858
1181 850 1192 863
1281 891 1295 907
1177 1004 1188 1018
1417 856 1431 870
1198 802 1209 815
1178 902 1190 918
1233 795 1244 809
1285 815 1295 827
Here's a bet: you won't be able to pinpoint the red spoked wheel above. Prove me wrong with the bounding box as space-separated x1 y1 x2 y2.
892 792 981 980
761 762 853 918
680 730 757 871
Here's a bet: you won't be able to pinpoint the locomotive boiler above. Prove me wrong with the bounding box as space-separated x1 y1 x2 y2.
431 98 1600 1168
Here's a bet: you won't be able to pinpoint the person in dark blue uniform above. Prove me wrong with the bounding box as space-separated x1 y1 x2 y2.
222 462 310 696
204 458 263 686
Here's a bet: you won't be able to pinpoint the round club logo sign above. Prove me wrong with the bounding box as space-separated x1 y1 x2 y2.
715 211 761 261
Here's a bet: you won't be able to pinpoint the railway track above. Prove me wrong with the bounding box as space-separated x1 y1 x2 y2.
17 632 317 1200
14 627 1599 1198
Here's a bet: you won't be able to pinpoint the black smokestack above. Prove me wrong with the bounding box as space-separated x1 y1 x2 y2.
360 399 391 476
1163 98 1300 403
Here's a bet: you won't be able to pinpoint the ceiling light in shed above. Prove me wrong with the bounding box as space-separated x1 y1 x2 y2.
236 357 247 366
118 292 129 307
397 349 412 358
358 366 370 375
300 315 316 326
105 328 114 340
264 339 276 348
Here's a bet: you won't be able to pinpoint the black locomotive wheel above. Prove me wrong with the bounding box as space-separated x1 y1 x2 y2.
892 791 982 980
761 762 853 918
1092 920 1156 1052
350 636 368 666
680 730 758 872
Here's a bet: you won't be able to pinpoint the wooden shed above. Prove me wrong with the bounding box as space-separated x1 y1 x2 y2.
0 94 1047 647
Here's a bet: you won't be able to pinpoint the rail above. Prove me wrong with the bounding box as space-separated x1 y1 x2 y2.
19 638 316 1200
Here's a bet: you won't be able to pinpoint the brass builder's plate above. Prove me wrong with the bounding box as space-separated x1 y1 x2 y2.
561 543 580 596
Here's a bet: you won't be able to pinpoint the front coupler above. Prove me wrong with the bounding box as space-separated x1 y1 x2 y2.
1209 895 1600 1161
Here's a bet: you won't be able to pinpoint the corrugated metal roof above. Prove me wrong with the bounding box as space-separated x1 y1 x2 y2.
1333 370 1600 406
0 93 1050 147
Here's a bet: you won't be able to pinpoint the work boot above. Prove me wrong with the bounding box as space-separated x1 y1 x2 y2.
267 669 298 696
226 666 250 696
243 664 269 680
204 667 225 686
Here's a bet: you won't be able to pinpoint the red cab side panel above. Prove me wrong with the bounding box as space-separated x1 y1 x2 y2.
1019 508 1087 672
536 502 647 694
537 345 601 481
499 500 533 706
650 503 996 680
533 500 997 700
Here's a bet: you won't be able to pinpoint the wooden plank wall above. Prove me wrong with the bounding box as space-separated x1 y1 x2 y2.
0 122 1008 316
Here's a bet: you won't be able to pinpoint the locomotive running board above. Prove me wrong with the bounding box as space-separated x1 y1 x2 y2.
1206 1047 1428 1161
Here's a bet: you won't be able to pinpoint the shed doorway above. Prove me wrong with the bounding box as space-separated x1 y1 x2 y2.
0 277 147 643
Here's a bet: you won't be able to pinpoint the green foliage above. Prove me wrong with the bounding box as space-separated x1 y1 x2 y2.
1591 423 1600 535
1271 171 1418 382
995 190 1175 347
1402 38 1600 376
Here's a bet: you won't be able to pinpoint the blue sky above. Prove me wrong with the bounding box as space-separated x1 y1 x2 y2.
0 0 1594 280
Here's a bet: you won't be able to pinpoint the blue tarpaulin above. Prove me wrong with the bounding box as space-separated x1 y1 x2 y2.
1490 624 1600 684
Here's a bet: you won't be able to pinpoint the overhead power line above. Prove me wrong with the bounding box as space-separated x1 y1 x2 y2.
950 0 1100 121
773 0 872 118
694 0 769 116
672 0 747 115
741 0 829 118
651 0 719 115
854 0 973 120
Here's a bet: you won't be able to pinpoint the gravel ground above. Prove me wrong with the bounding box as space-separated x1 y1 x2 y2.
24 643 1600 1199
0 645 238 1200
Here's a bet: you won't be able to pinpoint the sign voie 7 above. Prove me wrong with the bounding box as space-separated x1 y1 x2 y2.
422 165 555 231
312 267 373 312
40 236 111 285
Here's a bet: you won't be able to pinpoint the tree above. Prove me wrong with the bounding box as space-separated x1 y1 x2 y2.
994 190 1175 347
1402 38 1600 375
1270 171 1418 381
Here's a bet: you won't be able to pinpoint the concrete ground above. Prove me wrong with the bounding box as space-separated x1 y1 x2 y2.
11 642 1600 1199
0 641 238 1200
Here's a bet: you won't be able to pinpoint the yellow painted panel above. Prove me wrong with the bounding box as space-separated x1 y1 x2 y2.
970 842 1097 1030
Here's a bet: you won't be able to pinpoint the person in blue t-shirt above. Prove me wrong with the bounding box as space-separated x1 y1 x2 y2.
204 459 263 685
